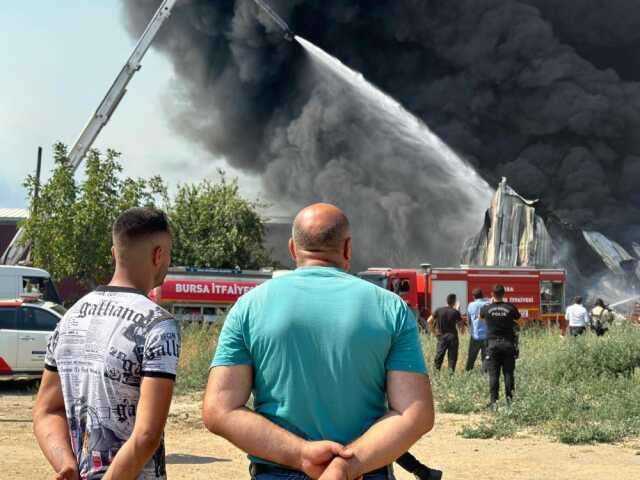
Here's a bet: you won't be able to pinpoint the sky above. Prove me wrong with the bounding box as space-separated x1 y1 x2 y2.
0 1 262 210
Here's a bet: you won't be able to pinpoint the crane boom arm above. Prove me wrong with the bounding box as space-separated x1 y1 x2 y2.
67 0 177 171
1 0 177 266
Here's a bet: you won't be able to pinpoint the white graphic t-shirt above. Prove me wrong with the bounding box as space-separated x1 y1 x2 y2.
45 286 180 480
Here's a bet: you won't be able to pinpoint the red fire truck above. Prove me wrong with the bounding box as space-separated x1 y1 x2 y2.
149 267 272 322
358 265 566 326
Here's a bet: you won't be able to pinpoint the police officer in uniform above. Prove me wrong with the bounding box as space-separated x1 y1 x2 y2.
480 284 521 409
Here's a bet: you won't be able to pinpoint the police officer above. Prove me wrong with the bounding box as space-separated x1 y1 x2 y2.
480 284 521 409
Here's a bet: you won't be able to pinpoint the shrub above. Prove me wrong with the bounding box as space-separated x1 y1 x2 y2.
433 324 640 444
176 322 221 393
175 319 640 444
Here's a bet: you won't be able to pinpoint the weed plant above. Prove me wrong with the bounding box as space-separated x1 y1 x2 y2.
176 321 221 393
177 320 640 443
425 324 640 443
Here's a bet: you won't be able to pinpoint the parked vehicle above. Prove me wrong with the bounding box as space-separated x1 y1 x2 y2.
358 265 566 327
0 297 66 380
149 267 272 322
0 266 61 304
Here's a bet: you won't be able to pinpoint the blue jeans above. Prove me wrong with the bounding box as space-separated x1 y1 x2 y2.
250 465 395 479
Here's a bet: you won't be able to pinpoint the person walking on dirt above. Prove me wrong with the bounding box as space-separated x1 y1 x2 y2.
565 296 590 336
396 452 443 480
591 298 613 336
465 288 490 372
480 285 521 410
33 208 180 479
202 203 435 480
431 294 464 372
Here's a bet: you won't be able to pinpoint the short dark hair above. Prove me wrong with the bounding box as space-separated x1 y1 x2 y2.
446 293 457 306
112 207 170 244
574 296 583 304
492 284 505 297
595 298 605 308
292 212 350 250
472 288 483 299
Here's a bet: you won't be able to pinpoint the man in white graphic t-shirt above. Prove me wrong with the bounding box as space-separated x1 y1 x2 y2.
33 207 180 480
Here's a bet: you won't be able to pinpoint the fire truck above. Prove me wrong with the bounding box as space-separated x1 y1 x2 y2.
358 265 566 327
149 267 272 322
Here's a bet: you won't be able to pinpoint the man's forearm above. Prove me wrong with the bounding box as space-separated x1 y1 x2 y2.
211 406 306 469
338 408 432 479
33 410 77 473
102 433 159 480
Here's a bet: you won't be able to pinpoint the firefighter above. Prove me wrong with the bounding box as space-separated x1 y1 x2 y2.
590 298 613 336
480 284 521 410
432 293 464 372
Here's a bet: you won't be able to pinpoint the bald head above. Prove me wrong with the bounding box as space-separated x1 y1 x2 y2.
290 204 352 269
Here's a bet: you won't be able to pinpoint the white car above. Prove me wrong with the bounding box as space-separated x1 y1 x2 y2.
0 297 66 380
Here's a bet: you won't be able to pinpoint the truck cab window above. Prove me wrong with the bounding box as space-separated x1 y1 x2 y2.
540 281 564 314
359 274 388 290
399 279 411 294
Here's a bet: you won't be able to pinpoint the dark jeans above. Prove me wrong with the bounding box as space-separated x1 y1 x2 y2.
465 337 487 371
434 333 459 371
569 326 586 336
250 464 395 479
486 338 516 403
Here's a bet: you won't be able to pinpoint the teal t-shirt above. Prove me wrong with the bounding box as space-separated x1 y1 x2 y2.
211 266 427 459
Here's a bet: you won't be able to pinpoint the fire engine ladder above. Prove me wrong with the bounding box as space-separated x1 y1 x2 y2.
1 0 177 265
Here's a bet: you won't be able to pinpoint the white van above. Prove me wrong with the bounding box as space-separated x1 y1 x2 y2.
0 266 61 304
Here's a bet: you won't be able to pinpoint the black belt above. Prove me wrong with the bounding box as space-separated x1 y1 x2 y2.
250 462 392 478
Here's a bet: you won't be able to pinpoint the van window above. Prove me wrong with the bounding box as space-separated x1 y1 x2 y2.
0 308 18 330
22 276 61 304
21 307 59 331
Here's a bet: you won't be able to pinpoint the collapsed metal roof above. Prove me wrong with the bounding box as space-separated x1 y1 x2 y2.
461 177 553 267
461 178 639 292
582 231 635 275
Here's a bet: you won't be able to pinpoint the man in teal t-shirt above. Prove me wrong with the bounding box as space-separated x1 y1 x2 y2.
202 203 435 480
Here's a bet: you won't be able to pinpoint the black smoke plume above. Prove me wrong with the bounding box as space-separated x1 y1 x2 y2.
122 0 639 268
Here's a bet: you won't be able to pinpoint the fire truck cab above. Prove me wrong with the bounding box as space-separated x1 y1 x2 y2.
358 265 566 326
149 267 272 322
357 268 420 317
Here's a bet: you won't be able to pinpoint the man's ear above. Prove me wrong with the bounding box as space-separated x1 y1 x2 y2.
288 238 297 261
152 245 162 267
344 237 352 261
111 246 116 262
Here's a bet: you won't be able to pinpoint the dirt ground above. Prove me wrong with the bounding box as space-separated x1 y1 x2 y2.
2 382 640 479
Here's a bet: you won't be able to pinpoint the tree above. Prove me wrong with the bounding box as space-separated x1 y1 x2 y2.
22 143 167 288
169 172 275 269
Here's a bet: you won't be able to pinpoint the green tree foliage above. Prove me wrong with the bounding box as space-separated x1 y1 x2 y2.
22 146 275 288
170 173 274 270
22 143 166 287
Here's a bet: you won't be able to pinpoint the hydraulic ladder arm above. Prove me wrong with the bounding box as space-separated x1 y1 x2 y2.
1 0 178 265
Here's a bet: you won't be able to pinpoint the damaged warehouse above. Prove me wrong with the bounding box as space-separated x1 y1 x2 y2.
462 178 640 302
